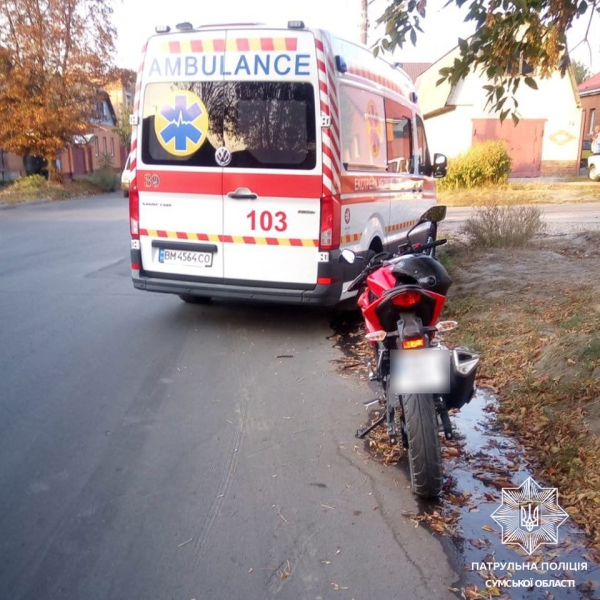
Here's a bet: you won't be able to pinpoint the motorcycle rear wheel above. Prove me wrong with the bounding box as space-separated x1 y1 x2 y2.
403 393 443 499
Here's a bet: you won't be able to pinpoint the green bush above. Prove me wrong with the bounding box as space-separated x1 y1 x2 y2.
459 204 546 248
89 152 118 192
438 140 512 190
10 174 48 192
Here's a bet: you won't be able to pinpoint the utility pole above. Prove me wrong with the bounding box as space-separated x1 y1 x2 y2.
360 0 368 45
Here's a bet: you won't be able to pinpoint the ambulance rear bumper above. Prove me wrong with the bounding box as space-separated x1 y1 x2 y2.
131 250 348 306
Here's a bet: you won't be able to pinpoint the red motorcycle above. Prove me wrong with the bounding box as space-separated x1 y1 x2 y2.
341 206 479 498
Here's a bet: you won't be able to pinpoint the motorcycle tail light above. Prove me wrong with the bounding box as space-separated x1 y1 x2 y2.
391 290 421 308
402 338 426 349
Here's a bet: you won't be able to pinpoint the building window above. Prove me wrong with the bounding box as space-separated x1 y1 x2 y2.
103 137 107 154
111 138 115 156
506 56 534 76
589 109 596 135
95 137 99 157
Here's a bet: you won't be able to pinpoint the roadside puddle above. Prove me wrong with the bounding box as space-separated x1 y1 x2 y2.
329 316 600 599
433 392 600 599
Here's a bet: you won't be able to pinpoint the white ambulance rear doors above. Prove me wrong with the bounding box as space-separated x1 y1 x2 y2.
220 29 322 285
137 27 322 287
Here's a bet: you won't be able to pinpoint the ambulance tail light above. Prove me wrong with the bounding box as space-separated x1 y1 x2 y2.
129 181 140 239
319 195 341 251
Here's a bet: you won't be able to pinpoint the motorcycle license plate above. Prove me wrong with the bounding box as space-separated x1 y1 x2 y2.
390 349 450 394
159 248 213 268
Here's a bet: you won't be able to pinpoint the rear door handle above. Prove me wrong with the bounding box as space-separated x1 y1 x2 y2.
227 187 258 200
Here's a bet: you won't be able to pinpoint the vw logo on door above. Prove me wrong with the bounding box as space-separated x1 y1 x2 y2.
215 146 232 167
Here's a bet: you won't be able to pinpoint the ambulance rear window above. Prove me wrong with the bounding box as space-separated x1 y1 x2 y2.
141 82 316 170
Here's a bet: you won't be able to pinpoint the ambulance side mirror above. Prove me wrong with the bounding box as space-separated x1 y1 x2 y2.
433 153 448 178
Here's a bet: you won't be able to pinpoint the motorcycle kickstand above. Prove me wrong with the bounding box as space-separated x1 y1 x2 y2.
440 409 454 440
356 414 385 439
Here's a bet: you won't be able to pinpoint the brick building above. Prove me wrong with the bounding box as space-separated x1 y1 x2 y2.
579 72 600 146
1 88 128 182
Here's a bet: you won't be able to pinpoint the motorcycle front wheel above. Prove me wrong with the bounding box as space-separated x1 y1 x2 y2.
402 393 443 499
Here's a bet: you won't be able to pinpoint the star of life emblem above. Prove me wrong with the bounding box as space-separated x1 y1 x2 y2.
491 477 569 555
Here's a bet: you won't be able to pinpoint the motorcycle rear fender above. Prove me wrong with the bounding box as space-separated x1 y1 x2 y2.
396 314 425 343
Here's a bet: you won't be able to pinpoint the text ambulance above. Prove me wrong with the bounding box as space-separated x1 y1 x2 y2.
129 21 447 305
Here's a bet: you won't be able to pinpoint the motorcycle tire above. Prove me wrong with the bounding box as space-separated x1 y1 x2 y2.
403 393 443 499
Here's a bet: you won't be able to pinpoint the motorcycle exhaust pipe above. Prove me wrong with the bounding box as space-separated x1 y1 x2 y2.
444 347 480 410
452 347 480 377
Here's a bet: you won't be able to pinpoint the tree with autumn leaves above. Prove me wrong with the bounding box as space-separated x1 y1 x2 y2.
0 0 116 176
376 0 598 121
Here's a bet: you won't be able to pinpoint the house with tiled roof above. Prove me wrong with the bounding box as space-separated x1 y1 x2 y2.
578 72 600 151
415 46 583 177
399 62 432 83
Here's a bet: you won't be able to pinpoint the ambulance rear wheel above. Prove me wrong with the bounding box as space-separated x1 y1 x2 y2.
179 294 212 304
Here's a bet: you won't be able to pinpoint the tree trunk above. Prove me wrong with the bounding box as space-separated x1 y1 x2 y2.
360 0 368 45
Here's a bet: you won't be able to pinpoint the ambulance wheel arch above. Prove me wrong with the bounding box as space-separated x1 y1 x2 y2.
364 215 386 254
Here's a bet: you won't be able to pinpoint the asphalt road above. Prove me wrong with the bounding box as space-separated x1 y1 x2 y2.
444 201 600 235
0 193 457 600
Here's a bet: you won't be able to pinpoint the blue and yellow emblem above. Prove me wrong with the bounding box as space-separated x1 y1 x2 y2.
154 90 209 156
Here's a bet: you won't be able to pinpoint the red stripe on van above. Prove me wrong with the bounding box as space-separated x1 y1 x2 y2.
137 170 222 195
169 41 181 53
260 38 274 51
213 39 226 52
191 40 203 52
328 134 341 161
322 143 336 165
236 38 250 51
285 38 298 51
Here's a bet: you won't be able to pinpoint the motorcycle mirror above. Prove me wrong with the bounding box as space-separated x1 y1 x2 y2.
340 249 356 264
418 205 447 224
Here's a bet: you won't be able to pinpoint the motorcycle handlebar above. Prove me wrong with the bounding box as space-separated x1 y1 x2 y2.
406 238 447 254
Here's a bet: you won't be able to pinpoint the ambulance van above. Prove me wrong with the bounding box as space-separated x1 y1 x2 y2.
129 21 447 305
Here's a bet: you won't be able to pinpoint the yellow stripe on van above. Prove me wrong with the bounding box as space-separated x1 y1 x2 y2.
273 38 287 51
248 38 262 51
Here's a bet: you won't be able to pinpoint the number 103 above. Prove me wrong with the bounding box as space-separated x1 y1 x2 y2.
246 210 288 232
